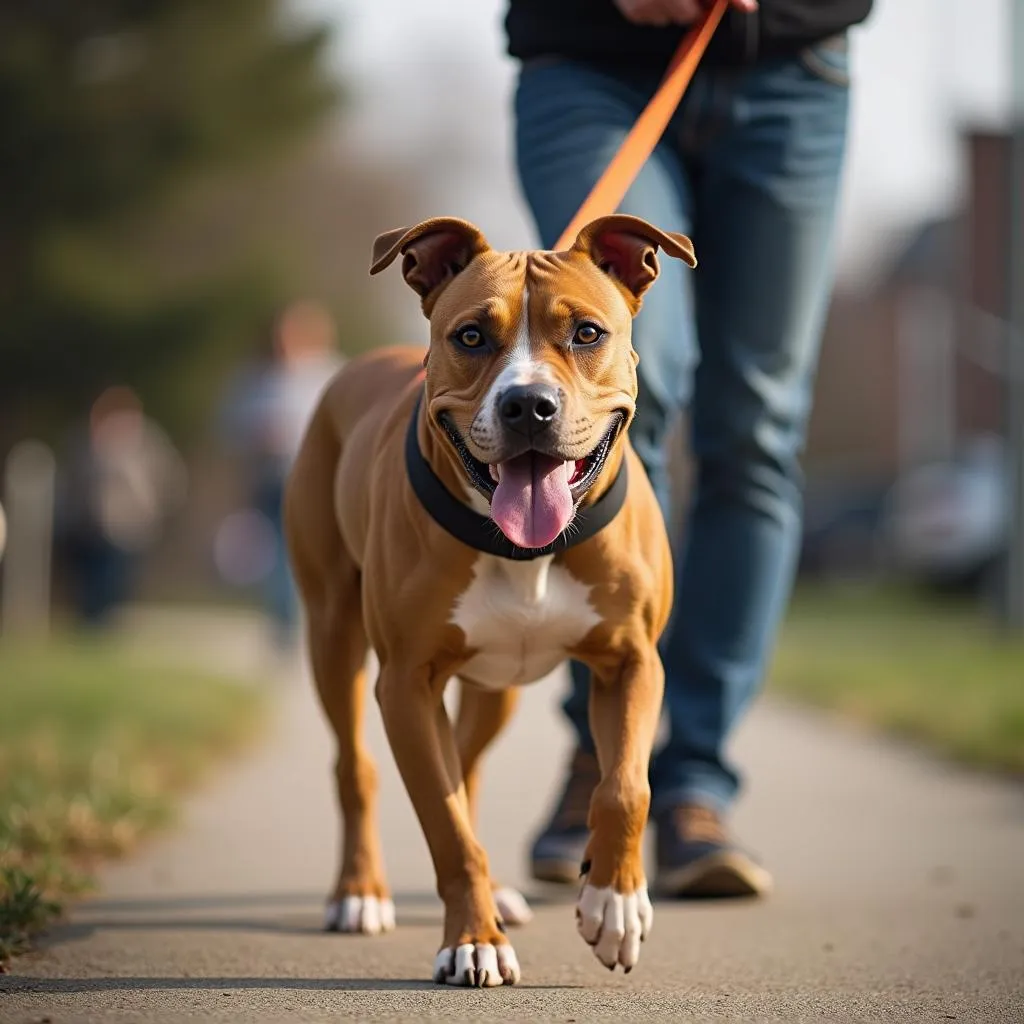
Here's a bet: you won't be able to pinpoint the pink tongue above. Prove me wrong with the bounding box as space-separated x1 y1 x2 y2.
490 452 573 549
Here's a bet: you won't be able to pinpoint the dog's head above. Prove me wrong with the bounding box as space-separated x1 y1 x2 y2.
370 215 696 549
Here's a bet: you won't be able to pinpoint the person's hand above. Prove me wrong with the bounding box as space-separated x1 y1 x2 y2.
613 0 757 26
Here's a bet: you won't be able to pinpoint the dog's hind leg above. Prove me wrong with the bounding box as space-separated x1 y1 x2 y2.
308 572 393 935
454 683 518 825
454 683 532 926
285 410 393 936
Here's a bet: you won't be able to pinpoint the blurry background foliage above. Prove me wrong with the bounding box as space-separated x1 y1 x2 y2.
0 0 378 451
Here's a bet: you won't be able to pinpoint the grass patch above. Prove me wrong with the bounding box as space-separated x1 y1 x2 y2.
771 584 1024 774
0 868 60 964
0 634 264 967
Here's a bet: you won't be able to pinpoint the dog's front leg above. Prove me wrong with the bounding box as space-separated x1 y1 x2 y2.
376 664 520 988
577 648 664 973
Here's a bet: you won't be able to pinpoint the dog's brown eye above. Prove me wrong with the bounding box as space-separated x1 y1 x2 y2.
455 325 483 349
574 323 603 346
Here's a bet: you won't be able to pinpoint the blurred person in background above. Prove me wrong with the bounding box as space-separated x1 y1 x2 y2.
57 386 187 628
218 300 343 651
505 0 871 897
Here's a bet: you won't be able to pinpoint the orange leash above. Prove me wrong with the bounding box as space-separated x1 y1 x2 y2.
553 0 729 251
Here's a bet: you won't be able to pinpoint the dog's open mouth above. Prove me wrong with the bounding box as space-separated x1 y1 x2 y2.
438 413 625 549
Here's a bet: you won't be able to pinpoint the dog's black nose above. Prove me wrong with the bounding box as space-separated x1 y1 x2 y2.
499 383 560 433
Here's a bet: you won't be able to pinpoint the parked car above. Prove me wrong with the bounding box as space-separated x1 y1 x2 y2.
881 435 1009 592
799 481 891 582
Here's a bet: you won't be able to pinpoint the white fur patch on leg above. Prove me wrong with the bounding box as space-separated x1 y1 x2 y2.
494 885 533 926
432 942 520 987
324 895 396 936
575 883 652 972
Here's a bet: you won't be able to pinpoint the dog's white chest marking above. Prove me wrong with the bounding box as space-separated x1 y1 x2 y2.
451 554 601 689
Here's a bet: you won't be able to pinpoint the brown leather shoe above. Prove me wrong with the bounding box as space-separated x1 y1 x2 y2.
654 803 773 899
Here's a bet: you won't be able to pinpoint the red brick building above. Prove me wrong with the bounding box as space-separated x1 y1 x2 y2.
805 129 1012 493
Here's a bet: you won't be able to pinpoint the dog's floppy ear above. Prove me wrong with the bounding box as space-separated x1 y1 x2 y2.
571 214 696 311
370 217 490 315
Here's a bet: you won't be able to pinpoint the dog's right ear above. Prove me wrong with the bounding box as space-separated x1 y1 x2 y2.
370 217 490 315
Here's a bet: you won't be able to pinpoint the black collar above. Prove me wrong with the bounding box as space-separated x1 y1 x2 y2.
405 391 628 561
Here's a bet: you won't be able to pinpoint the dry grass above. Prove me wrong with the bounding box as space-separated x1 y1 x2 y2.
0 634 264 966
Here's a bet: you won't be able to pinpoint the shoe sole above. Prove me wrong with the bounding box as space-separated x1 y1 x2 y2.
655 851 773 899
530 858 582 885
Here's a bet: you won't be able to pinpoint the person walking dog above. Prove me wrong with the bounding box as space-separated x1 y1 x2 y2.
505 0 872 897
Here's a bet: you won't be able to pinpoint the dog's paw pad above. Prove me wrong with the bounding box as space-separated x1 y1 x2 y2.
432 942 520 987
324 895 396 935
494 886 533 926
575 883 652 971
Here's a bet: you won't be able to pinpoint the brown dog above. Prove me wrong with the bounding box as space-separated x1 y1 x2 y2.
284 214 696 987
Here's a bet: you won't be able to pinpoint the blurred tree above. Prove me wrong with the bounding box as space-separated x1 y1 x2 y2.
0 0 340 447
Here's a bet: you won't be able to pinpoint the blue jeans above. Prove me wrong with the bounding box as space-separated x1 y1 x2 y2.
514 40 851 814
69 532 136 628
256 474 300 650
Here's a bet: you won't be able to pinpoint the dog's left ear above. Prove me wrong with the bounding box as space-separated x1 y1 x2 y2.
370 217 490 315
571 214 696 310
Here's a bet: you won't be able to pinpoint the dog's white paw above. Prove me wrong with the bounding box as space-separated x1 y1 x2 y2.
494 885 533 926
432 942 521 987
575 883 652 972
324 895 396 936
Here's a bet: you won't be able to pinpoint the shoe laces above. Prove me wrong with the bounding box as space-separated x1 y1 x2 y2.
673 804 728 845
551 749 601 829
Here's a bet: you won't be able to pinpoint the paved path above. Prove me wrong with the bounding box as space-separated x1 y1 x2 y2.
2 616 1023 1022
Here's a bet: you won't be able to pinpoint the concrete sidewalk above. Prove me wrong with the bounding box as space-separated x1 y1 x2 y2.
2 618 1022 1022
